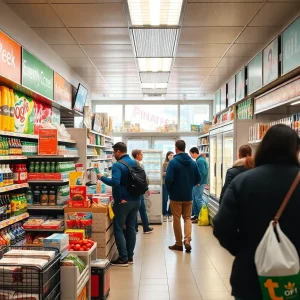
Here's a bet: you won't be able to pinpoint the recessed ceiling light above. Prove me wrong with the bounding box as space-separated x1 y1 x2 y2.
141 83 168 89
128 0 183 26
138 58 172 72
291 100 300 106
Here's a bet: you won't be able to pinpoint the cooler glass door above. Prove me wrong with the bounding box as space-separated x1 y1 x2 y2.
209 135 217 198
222 132 234 186
216 134 223 200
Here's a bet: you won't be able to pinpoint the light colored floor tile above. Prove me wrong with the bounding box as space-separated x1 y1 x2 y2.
138 291 170 300
139 284 169 292
140 279 168 285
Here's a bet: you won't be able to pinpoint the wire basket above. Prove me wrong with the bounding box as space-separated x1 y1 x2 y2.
0 246 61 300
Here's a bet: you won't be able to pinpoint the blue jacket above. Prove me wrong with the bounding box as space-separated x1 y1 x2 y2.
196 155 209 185
101 154 140 203
165 153 201 201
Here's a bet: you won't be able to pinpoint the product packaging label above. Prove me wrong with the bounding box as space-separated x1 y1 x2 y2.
34 100 52 134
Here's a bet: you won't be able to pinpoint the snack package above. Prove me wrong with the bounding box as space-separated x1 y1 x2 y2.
65 229 85 243
57 185 69 206
34 100 52 134
70 186 87 202
43 233 69 252
14 92 34 134
66 212 92 238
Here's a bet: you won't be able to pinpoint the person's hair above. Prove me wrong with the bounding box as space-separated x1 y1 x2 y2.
244 156 255 169
132 149 142 159
175 140 186 152
164 151 174 163
255 124 300 167
112 142 127 153
190 147 199 155
239 145 252 158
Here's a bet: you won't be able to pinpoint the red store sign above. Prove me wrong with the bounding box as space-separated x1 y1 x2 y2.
255 76 300 113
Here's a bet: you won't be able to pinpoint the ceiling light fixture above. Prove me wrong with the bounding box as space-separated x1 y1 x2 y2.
128 0 183 26
138 58 172 72
141 83 168 89
291 100 300 106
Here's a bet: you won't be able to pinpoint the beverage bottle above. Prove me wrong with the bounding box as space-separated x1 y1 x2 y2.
1 87 9 131
40 186 48 206
0 137 3 156
5 194 11 219
9 89 15 132
8 227 16 245
16 194 22 214
34 161 40 173
0 164 3 188
14 164 19 184
8 138 12 155
4 138 8 156
19 164 24 183
51 162 56 173
33 186 40 206
40 162 45 173
23 164 28 182
29 162 35 173
46 162 51 173
0 196 4 221
26 187 33 206
2 164 8 186
7 164 13 185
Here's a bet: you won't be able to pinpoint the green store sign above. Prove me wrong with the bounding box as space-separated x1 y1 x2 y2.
22 49 54 99
282 17 300 75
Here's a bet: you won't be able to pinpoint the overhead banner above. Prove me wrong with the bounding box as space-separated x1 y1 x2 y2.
22 48 54 99
54 72 72 109
263 38 279 86
248 52 262 94
215 90 221 114
282 17 300 75
0 30 21 83
228 77 235 106
236 67 245 102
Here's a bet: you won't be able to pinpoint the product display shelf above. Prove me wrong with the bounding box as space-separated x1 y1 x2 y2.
89 129 113 140
0 183 29 193
61 242 97 300
87 144 107 149
92 157 113 161
27 205 66 210
0 155 27 160
24 226 65 232
27 155 79 159
28 179 69 183
198 133 210 155
0 212 29 229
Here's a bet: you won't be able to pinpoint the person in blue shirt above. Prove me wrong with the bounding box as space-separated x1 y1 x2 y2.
189 147 209 223
165 140 201 253
98 142 140 267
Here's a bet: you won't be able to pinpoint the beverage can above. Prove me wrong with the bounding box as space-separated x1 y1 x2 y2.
51 162 56 173
40 162 45 173
34 162 40 173
46 162 51 173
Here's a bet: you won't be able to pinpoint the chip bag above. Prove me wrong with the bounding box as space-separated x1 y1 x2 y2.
108 202 114 220
198 202 209 226
255 172 300 300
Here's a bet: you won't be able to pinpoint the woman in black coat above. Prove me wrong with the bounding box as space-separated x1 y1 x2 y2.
219 145 254 203
213 124 300 300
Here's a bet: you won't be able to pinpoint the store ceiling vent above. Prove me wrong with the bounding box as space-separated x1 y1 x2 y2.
142 88 167 94
131 28 178 57
140 72 170 83
143 93 166 100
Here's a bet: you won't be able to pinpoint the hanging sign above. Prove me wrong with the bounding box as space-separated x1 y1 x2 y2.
248 52 262 94
54 72 72 109
236 67 245 102
22 48 54 99
0 30 21 83
38 128 58 155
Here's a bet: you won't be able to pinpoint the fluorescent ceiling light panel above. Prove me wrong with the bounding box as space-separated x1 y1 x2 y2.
142 88 167 94
128 0 183 26
291 100 300 106
141 83 168 89
138 58 172 72
140 72 170 83
131 28 178 57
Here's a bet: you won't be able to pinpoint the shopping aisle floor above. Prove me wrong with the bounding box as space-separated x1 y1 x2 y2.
108 223 234 300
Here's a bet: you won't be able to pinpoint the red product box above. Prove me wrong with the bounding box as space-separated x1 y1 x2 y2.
67 199 91 208
70 186 87 202
34 101 52 134
28 173 64 180
65 229 85 244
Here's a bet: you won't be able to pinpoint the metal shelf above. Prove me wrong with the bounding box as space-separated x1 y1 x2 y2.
87 144 106 148
0 183 29 193
27 155 79 159
24 226 65 232
89 130 112 139
92 157 112 161
0 213 29 230
28 179 69 183
27 205 65 210
0 155 27 160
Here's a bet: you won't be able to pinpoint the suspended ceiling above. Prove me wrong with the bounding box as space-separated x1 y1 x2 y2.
3 0 300 101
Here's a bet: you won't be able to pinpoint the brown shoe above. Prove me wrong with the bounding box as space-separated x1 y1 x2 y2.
169 244 183 251
192 219 198 224
184 241 192 253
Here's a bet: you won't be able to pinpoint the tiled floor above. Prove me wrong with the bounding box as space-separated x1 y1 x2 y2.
107 222 234 300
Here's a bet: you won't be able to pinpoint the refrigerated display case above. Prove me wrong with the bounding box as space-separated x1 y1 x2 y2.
141 150 163 224
208 120 255 221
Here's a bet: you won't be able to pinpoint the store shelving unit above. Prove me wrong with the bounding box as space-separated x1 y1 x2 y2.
0 213 29 229
27 205 66 210
0 183 29 193
198 133 210 156
28 179 69 183
24 227 65 232
0 155 27 160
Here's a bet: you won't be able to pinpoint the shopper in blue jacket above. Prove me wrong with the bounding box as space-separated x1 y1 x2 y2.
98 142 140 267
166 140 201 252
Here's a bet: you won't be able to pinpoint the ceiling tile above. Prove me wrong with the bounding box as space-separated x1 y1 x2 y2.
53 3 127 27
33 28 76 44
91 57 136 69
50 45 85 58
217 56 250 69
99 69 139 76
7 4 64 27
180 27 242 44
72 67 101 77
172 67 213 76
226 43 265 57
183 3 261 26
250 3 300 26
211 67 238 76
177 44 230 57
105 76 141 83
81 76 105 84
174 58 220 68
70 28 131 45
236 26 281 44
82 45 134 58
63 57 93 68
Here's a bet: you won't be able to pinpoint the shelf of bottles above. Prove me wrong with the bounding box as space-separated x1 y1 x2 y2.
0 212 29 230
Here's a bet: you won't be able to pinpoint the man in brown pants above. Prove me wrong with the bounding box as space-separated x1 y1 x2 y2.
165 140 201 252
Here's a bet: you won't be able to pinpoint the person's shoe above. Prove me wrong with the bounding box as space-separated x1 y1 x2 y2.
168 216 173 222
111 258 129 267
128 257 134 265
163 215 168 222
169 244 183 251
144 227 154 234
191 215 197 221
192 218 198 224
184 241 192 253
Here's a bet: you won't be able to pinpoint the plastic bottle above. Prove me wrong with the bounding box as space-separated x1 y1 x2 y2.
5 194 11 219
51 162 56 173
0 165 3 188
2 164 8 186
29 162 35 173
26 187 33 206
7 165 13 185
40 162 45 173
9 89 15 132
46 162 51 173
23 164 28 182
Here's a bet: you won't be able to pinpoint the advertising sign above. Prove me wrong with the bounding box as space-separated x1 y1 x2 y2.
282 17 300 75
38 128 57 155
54 72 72 109
215 90 221 114
0 30 21 83
235 67 245 102
228 77 235 106
248 52 262 94
220 85 227 111
263 38 279 86
22 49 54 99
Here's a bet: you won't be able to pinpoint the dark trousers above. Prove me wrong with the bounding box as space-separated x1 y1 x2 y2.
162 184 172 216
113 200 140 261
135 195 150 232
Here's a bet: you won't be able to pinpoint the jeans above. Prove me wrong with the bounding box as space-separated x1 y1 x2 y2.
192 184 206 217
135 195 150 232
113 200 141 261
162 184 172 216
170 200 192 246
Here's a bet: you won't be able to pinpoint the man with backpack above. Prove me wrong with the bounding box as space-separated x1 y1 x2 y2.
98 142 148 266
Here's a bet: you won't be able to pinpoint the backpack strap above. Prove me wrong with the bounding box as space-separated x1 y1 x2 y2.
274 171 300 224
119 160 129 169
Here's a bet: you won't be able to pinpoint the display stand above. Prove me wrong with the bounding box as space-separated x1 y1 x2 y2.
61 243 97 300
198 133 209 156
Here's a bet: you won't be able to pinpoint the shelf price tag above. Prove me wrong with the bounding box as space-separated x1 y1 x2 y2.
38 129 58 155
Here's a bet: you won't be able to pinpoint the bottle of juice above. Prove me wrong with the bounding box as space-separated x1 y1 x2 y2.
2 87 9 131
9 89 15 132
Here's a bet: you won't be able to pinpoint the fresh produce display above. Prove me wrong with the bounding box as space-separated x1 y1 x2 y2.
61 254 87 273
69 238 95 252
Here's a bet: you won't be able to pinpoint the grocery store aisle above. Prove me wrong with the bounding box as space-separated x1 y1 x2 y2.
107 223 234 300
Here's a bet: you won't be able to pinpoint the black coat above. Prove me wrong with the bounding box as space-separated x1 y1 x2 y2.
213 164 300 298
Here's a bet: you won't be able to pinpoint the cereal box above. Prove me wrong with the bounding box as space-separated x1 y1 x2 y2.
43 233 69 252
34 101 52 134
70 186 86 202
69 172 83 186
65 229 85 243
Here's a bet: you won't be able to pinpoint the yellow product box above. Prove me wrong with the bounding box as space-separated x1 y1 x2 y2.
65 229 85 243
69 172 83 186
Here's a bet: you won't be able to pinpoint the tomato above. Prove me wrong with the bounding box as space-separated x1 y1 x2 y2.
86 247 90 251
86 243 92 248
82 239 89 245
74 244 81 251
79 247 84 251
82 246 87 251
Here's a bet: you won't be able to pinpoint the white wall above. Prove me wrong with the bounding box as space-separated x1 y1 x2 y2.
0 0 91 104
